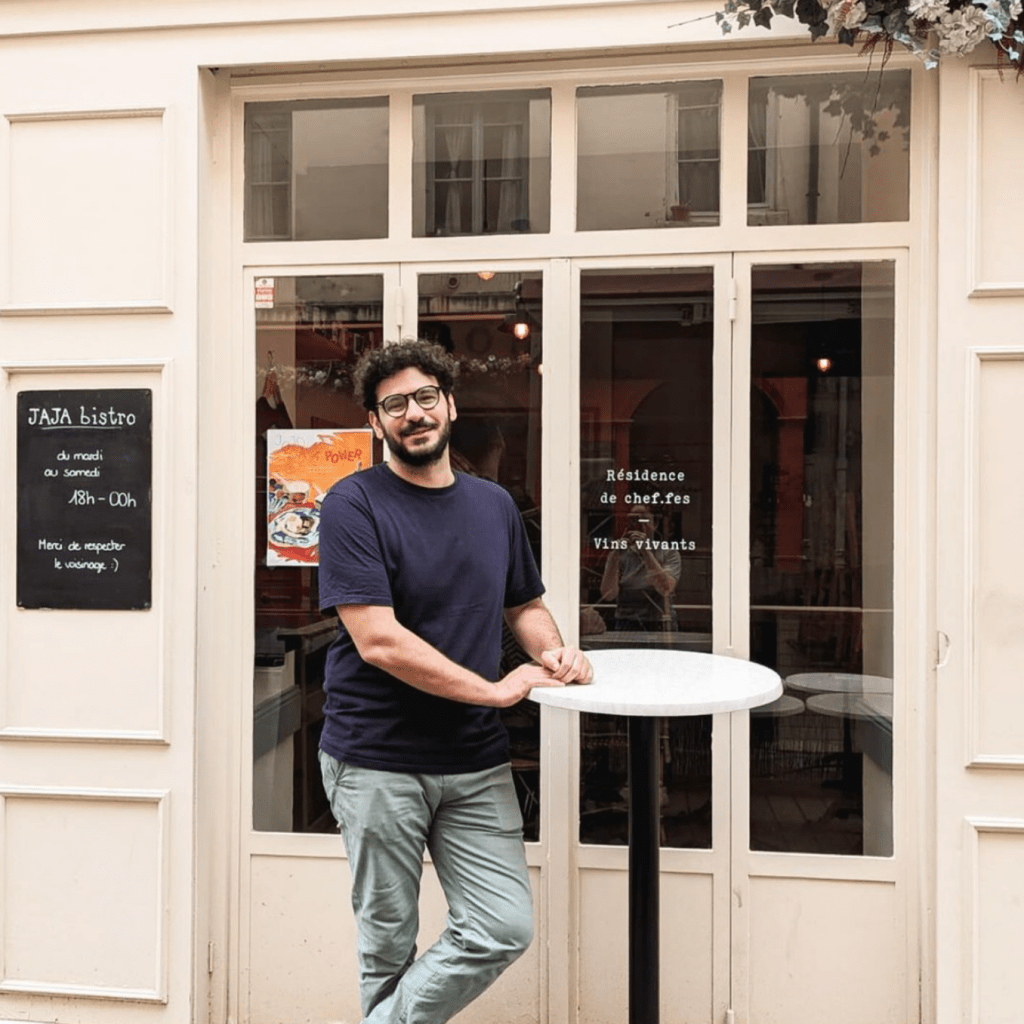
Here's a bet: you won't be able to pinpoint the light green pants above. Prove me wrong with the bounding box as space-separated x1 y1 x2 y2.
319 752 533 1024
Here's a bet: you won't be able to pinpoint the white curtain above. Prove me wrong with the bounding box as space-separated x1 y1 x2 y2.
495 122 521 232
248 123 278 238
440 108 471 234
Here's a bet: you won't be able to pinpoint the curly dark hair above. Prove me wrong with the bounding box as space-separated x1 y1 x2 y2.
352 340 459 412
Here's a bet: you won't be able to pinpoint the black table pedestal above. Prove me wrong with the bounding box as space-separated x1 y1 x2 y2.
628 715 660 1024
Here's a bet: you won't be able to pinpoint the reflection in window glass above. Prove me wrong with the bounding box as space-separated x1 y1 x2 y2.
413 91 551 236
577 82 722 230
749 262 894 856
244 99 389 241
747 71 910 225
418 271 544 839
253 276 384 832
579 269 714 848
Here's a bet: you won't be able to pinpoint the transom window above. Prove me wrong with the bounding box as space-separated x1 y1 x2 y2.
576 81 723 230
413 89 551 237
242 72 911 241
244 98 389 241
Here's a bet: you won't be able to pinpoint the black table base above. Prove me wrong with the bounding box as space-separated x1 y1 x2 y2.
628 715 660 1024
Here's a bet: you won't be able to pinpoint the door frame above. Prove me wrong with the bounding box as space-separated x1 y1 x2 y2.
215 52 934 1022
227 246 924 1024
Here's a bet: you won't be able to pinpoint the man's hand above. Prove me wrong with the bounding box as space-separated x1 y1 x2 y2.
489 663 565 708
540 646 593 685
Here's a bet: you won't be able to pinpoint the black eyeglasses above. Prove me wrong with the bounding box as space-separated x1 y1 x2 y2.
376 384 443 418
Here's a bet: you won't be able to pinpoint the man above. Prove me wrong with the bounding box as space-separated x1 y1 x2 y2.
317 340 592 1024
599 504 681 632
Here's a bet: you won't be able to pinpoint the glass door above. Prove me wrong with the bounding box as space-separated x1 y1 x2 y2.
742 258 896 859
407 264 547 838
251 270 394 837
571 255 902 1024
576 265 718 848
729 253 903 1024
241 255 904 1024
573 257 735 1024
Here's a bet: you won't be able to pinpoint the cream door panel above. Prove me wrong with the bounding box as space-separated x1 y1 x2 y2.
247 858 543 1024
746 877 903 1024
577 869 716 1024
247 855 356 1024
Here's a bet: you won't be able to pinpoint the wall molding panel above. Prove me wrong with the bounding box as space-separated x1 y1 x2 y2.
962 818 1024 1024
0 787 170 1002
1 108 174 315
964 348 1024 769
967 69 1024 297
0 360 172 744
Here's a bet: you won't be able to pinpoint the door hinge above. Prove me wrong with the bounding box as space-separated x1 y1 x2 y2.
395 286 405 330
728 278 738 322
208 941 215 974
936 630 951 669
725 1010 736 1024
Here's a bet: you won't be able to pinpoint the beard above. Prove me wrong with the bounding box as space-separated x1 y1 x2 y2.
383 416 452 468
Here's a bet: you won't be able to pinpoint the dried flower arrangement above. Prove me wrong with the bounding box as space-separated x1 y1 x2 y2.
714 0 1024 70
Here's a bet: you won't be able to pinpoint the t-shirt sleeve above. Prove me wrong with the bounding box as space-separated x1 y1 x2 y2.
318 483 394 612
662 549 682 580
503 495 545 609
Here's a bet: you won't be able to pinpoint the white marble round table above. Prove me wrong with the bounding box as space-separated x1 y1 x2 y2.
530 649 781 1024
750 693 805 718
530 649 782 717
785 671 893 695
805 691 893 721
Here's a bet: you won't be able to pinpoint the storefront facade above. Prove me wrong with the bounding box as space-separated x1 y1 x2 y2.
0 3 1021 1023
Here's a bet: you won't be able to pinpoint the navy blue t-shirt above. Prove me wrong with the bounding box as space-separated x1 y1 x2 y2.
317 464 545 774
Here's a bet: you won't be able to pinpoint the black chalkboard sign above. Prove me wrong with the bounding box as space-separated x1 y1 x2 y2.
17 389 152 610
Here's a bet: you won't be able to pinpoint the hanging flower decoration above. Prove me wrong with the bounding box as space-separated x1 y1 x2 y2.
714 0 1024 70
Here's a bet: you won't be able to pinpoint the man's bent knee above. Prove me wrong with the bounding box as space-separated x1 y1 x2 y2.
487 906 534 965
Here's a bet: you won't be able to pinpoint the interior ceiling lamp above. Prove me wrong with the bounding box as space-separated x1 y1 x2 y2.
498 280 540 341
476 270 496 281
816 356 833 373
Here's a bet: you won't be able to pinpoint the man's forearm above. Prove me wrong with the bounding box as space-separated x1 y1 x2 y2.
367 630 493 703
505 598 565 663
339 604 559 707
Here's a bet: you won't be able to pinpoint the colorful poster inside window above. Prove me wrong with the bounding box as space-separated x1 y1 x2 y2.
266 428 373 566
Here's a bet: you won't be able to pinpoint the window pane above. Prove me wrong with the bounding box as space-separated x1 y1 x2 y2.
413 91 551 236
579 268 714 848
244 99 389 241
253 275 384 832
747 71 910 225
749 262 895 856
417 271 544 839
577 82 722 230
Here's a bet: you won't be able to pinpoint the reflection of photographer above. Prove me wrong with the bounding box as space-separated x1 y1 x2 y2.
599 505 680 631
